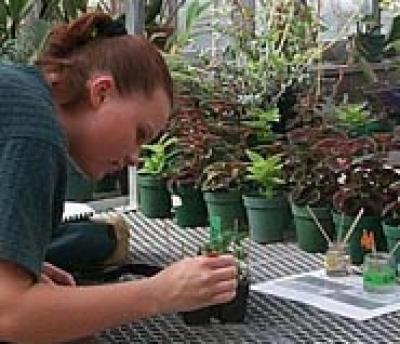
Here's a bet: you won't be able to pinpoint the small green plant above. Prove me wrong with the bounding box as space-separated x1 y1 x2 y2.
245 150 285 198
246 107 280 144
335 103 373 128
138 134 178 175
202 231 248 280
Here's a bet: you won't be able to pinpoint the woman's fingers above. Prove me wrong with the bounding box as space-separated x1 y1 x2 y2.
210 291 237 305
203 254 236 269
211 279 237 297
207 265 237 283
42 262 76 286
151 254 239 313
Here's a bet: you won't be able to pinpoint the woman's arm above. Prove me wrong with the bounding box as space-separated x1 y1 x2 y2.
0 255 237 343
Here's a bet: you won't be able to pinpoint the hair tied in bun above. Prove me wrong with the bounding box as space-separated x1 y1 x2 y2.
95 15 127 38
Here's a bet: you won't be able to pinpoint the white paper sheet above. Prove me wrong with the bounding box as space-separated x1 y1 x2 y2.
252 269 400 320
63 202 94 221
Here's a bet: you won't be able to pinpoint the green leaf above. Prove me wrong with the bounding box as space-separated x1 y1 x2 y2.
8 0 33 22
246 149 263 163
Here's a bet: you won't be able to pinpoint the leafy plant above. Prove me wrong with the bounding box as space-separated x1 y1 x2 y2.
0 0 34 42
138 134 178 175
201 161 246 192
335 103 374 129
245 150 285 198
1 18 50 63
165 53 211 98
165 0 211 54
288 148 339 207
287 126 382 208
333 154 399 216
245 107 280 144
39 0 88 22
202 231 248 279
166 107 216 187
0 0 89 63
211 0 323 113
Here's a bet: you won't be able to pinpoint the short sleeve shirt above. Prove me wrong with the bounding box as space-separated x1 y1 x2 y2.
0 63 67 279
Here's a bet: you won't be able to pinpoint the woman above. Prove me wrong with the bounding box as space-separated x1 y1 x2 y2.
0 13 237 343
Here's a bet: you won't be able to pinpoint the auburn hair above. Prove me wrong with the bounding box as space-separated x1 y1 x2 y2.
37 12 173 107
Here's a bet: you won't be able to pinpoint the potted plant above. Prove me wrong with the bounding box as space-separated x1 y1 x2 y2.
137 134 177 218
334 101 393 136
334 103 376 137
182 231 249 325
289 154 337 253
333 154 397 264
243 150 289 243
166 107 215 227
201 161 248 233
287 129 343 253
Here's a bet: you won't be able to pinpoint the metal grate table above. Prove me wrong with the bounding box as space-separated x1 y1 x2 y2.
96 212 400 343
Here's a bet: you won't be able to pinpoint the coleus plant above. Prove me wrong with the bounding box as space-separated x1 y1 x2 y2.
333 154 399 216
201 161 247 192
286 127 347 207
166 105 217 188
288 148 339 207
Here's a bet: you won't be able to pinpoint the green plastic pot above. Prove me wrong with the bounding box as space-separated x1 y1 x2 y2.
171 184 208 228
383 221 400 270
203 190 247 233
333 213 385 265
243 195 289 243
137 174 171 218
291 204 333 253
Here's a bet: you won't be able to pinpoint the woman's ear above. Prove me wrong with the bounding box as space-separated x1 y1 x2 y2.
87 75 115 108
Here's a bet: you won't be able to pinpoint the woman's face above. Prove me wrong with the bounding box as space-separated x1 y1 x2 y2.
68 87 170 181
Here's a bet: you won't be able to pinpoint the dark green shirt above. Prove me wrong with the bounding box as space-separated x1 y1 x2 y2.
0 63 67 278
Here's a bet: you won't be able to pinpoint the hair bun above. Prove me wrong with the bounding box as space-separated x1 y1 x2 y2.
95 14 127 37
46 12 124 59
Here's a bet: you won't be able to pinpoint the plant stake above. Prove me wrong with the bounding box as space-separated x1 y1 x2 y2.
389 240 400 258
306 205 332 245
342 208 364 245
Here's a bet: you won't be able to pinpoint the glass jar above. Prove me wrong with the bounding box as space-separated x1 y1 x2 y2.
325 242 351 277
363 252 396 293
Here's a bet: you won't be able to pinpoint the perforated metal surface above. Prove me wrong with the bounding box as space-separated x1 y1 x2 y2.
97 212 400 343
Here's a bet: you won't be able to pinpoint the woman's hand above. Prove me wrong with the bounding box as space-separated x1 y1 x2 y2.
40 262 76 286
150 255 237 313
